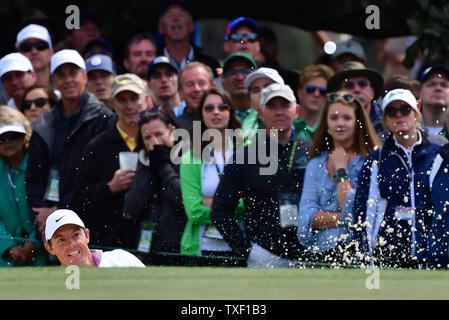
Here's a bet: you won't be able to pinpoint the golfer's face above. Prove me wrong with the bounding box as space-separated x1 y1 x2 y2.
45 224 93 266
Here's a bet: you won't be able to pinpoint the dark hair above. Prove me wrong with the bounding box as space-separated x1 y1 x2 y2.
123 32 157 60
21 85 58 113
384 74 421 99
136 111 175 152
192 88 242 157
309 91 381 159
82 38 114 59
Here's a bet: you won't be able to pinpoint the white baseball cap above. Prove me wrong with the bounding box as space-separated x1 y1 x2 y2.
244 67 284 89
50 49 86 74
0 53 34 79
381 88 419 114
45 209 86 241
0 122 27 136
15 24 53 49
260 83 296 108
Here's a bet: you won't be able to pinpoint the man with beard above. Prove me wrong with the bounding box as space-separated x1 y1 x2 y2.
123 32 157 81
157 0 220 77
221 52 257 122
327 61 385 132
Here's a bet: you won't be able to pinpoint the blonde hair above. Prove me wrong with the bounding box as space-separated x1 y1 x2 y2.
299 64 334 88
0 106 32 149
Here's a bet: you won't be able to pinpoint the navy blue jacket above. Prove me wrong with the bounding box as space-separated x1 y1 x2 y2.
352 132 440 268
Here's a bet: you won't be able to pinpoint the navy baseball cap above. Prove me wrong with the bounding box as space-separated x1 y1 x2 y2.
419 65 449 83
225 17 259 41
85 54 116 74
158 0 192 19
147 56 179 78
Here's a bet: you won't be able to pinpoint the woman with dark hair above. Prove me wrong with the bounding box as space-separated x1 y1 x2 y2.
297 91 381 264
352 88 441 268
0 107 47 266
179 88 245 265
124 111 186 263
21 85 57 123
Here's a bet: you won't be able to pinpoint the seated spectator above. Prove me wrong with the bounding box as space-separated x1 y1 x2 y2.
44 209 145 267
124 111 186 260
21 85 57 123
0 107 46 267
180 88 245 266
297 91 381 264
352 89 441 268
85 54 116 108
296 64 334 138
0 53 37 110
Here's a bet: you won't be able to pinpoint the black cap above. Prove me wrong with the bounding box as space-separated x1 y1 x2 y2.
419 65 449 83
158 0 192 19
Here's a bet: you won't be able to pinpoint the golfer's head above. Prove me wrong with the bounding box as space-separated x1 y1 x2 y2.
44 209 92 266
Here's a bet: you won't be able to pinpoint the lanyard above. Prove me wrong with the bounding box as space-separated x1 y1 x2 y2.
280 140 297 176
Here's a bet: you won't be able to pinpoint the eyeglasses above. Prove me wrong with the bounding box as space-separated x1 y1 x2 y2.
327 92 356 103
342 79 370 90
19 41 50 53
22 98 48 110
203 104 230 113
385 104 412 117
230 33 258 43
0 132 25 144
305 85 327 96
223 68 253 78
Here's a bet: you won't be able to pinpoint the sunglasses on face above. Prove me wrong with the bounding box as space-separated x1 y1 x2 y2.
305 84 327 96
203 104 230 113
385 104 412 117
19 41 50 53
230 33 258 43
327 92 356 103
223 68 253 78
22 98 48 110
342 79 370 90
0 132 25 144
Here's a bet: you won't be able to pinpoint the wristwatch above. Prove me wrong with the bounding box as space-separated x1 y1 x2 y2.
333 168 350 182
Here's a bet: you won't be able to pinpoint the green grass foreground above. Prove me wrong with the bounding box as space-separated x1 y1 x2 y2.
1 266 448 300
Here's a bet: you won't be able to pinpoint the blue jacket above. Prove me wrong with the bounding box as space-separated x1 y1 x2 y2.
416 143 449 268
352 131 440 268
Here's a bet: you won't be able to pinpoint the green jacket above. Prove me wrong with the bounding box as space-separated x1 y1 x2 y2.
0 153 46 267
179 150 245 256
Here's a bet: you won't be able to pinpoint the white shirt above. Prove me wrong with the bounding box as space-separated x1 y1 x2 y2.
91 249 145 268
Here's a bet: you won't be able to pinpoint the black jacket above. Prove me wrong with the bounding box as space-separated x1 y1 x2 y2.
124 145 186 253
71 118 141 250
26 91 114 209
211 134 310 260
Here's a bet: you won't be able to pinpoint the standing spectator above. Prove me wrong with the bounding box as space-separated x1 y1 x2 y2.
327 39 366 73
296 64 334 138
16 24 54 88
221 52 257 122
72 73 148 251
85 54 116 108
180 88 245 266
0 53 36 110
21 85 57 123
25 49 113 239
418 65 449 135
297 92 381 264
124 111 186 262
0 107 46 267
211 83 310 267
352 89 440 268
123 32 157 81
176 62 215 131
157 0 220 77
223 17 261 62
147 56 184 118
327 61 385 132
64 12 102 54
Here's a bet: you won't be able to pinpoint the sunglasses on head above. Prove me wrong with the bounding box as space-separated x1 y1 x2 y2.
22 98 48 110
230 33 258 43
223 68 253 78
342 79 370 90
0 132 25 144
305 84 327 96
385 104 412 117
19 41 50 53
327 92 356 103
203 104 230 113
